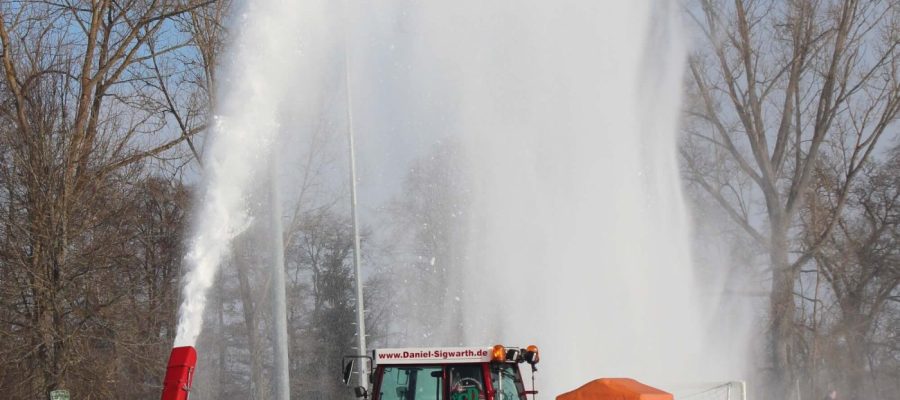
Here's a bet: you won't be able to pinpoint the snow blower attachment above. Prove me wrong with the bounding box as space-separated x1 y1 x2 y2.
160 346 197 400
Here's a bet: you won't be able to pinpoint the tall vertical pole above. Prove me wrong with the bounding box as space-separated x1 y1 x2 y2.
343 0 369 390
270 159 291 400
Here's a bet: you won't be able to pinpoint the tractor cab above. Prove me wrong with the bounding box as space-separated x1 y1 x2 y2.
344 345 540 400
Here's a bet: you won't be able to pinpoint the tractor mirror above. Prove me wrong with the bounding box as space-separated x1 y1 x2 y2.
342 359 355 385
354 386 369 398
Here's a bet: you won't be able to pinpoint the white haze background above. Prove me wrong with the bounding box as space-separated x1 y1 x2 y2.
176 0 755 396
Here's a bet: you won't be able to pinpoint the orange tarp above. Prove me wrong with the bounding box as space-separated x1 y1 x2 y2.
556 378 674 400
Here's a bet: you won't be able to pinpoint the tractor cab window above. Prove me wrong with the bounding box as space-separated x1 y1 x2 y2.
490 364 526 400
380 366 443 400
448 364 485 400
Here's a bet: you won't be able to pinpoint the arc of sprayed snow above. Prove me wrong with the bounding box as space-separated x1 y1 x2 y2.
173 0 310 346
174 117 278 347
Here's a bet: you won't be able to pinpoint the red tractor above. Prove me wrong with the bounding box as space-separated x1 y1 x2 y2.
342 344 673 400
343 344 539 400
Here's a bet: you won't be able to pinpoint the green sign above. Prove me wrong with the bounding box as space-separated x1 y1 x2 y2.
50 389 70 400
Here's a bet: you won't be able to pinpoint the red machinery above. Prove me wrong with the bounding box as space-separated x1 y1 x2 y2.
343 344 672 400
160 346 197 400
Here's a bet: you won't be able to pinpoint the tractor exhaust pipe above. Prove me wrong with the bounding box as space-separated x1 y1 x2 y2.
160 346 197 400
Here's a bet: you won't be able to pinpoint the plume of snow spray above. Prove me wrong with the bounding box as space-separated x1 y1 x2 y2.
174 0 307 347
363 0 751 395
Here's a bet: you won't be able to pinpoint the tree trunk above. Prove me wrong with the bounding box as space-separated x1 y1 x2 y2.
769 220 797 400
216 276 228 399
236 253 267 400
842 301 867 400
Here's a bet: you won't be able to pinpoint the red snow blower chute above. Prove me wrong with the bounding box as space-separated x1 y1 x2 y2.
160 346 197 400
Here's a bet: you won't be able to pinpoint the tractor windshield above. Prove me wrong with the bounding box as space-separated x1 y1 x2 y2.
379 366 443 400
376 364 489 400
447 364 485 399
490 364 526 400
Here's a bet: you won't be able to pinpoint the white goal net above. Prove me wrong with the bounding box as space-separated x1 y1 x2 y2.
671 381 747 400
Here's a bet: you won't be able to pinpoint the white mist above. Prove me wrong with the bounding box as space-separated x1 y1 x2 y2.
174 0 309 347
174 0 749 397
385 1 747 396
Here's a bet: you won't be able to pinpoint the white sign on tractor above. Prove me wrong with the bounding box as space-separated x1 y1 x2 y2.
374 347 492 364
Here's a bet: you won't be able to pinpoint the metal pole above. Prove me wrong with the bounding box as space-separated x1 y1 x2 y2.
343 0 369 389
270 159 291 400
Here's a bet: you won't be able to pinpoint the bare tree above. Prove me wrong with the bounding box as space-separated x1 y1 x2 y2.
149 0 233 166
0 1 223 397
682 1 900 398
381 139 469 345
800 149 900 399
284 209 361 399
